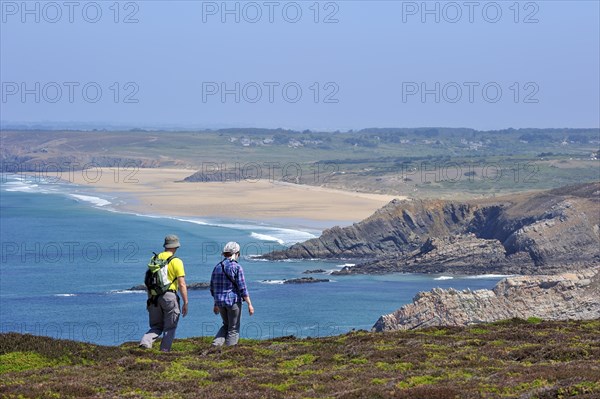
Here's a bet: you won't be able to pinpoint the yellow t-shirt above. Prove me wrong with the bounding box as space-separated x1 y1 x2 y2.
158 251 185 291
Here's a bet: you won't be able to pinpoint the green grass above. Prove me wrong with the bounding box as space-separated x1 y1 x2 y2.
279 353 317 371
0 319 599 398
527 316 544 324
0 352 67 373
396 374 442 389
376 361 413 372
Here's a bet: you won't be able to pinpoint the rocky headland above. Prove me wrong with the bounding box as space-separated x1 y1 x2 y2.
372 267 600 332
262 182 600 275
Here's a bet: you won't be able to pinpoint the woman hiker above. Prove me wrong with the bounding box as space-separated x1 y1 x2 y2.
210 241 254 346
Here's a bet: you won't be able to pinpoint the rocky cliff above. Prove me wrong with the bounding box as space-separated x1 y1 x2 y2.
262 182 600 275
372 267 600 332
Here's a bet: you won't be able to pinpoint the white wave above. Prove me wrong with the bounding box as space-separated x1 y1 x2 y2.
3 175 117 210
238 225 316 246
109 289 145 294
69 194 111 207
464 274 514 279
250 232 285 245
85 196 317 246
259 279 286 284
434 276 454 281
2 174 65 194
54 293 77 297
172 217 209 225
3 181 39 192
336 263 356 268
265 230 316 246
212 221 317 245
167 216 316 246
246 256 270 262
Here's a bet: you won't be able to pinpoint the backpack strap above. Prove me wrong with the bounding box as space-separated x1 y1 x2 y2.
220 260 241 295
165 254 177 265
163 254 178 288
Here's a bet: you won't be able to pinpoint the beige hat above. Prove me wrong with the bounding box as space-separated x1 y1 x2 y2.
163 235 181 249
223 241 240 254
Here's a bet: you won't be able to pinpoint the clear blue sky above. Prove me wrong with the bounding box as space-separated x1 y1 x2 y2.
1 1 599 130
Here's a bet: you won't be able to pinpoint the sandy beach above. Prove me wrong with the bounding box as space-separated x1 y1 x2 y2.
67 167 402 228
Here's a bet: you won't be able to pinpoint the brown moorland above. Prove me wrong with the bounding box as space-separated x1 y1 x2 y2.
1 318 599 399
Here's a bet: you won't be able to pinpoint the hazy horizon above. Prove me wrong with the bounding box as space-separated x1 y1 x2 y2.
2 121 599 133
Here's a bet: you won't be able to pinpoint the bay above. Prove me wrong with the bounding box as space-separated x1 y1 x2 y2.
0 175 504 345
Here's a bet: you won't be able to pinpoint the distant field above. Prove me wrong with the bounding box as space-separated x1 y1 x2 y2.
1 128 598 198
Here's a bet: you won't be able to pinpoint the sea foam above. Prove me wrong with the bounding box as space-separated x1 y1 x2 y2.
69 194 111 207
250 232 285 245
465 274 515 279
259 280 286 284
170 216 317 246
109 290 145 294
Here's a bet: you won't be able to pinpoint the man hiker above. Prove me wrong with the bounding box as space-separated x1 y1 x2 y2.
139 234 188 352
210 241 254 346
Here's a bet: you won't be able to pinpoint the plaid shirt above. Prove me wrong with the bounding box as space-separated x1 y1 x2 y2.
210 258 249 307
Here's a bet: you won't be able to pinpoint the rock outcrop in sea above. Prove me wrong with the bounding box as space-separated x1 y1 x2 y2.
283 277 330 284
127 282 210 291
372 268 600 332
261 277 330 284
262 182 600 275
303 269 327 274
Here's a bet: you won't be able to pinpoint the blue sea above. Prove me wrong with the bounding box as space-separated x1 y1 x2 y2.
0 174 507 346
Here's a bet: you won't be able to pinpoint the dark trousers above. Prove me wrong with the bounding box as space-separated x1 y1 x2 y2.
213 303 242 346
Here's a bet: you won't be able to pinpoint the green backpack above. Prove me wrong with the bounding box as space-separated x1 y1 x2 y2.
144 252 176 302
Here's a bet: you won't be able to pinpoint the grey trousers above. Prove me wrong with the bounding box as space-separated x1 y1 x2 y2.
213 303 242 346
139 292 180 351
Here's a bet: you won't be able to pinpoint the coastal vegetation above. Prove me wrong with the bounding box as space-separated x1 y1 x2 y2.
1 319 599 398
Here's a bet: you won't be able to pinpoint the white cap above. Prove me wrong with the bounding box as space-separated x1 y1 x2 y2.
223 241 240 254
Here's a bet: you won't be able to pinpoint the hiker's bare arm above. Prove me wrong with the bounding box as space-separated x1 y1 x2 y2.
178 276 188 317
244 296 254 316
